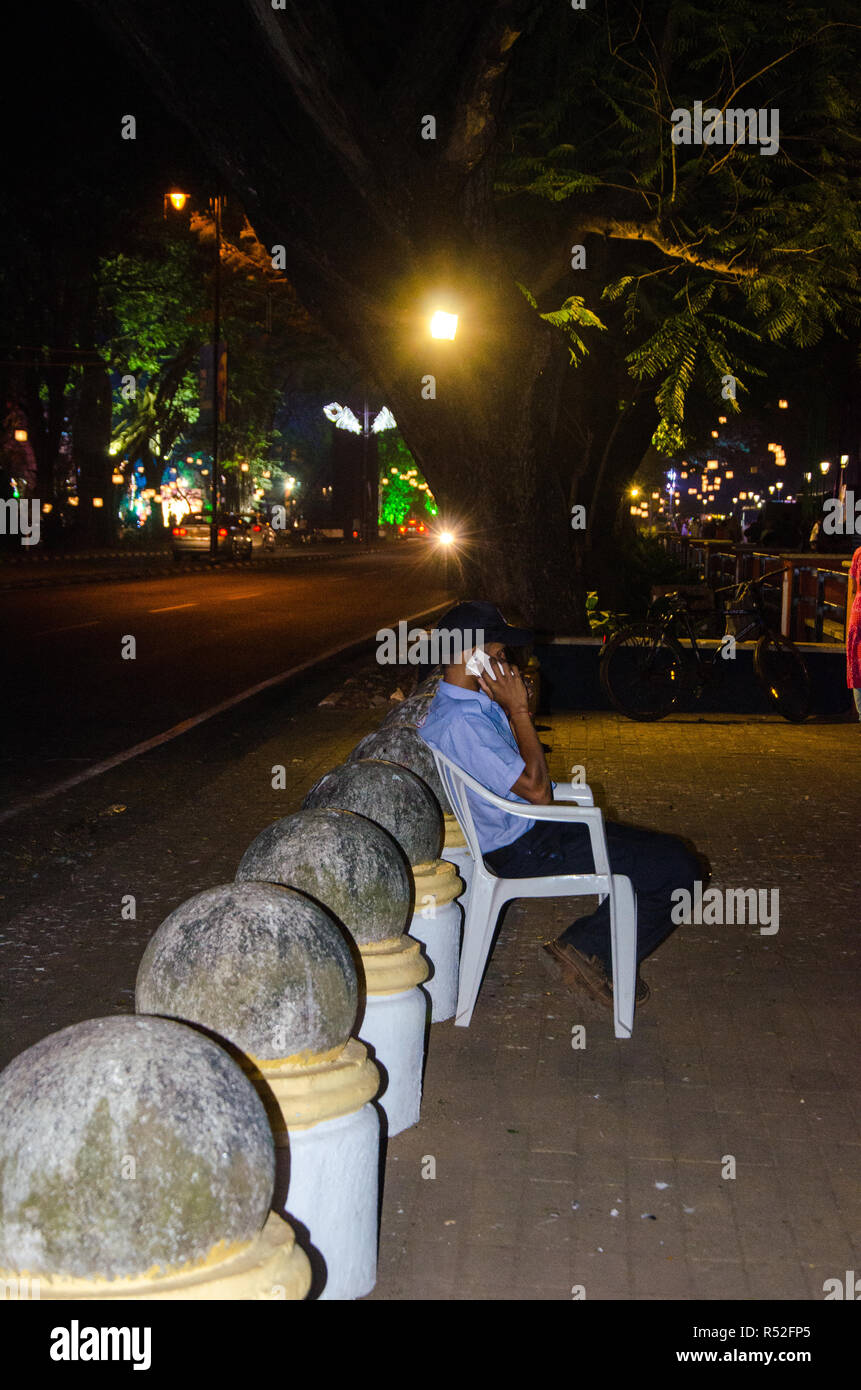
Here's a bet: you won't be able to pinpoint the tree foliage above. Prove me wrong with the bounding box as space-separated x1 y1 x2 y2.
79 0 861 621
498 0 860 452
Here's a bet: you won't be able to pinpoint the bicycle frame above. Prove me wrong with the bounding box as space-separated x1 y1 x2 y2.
647 578 771 677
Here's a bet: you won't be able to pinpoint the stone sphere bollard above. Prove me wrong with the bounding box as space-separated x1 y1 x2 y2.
382 673 440 729
136 881 380 1301
303 761 461 1016
345 733 466 1021
0 1015 309 1300
382 693 434 728
304 758 442 866
238 807 425 1135
378 700 475 901
348 725 451 811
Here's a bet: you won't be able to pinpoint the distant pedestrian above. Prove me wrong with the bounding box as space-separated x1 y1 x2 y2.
846 545 861 720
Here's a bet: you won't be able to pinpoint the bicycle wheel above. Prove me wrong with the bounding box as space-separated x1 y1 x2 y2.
754 633 811 722
600 622 688 721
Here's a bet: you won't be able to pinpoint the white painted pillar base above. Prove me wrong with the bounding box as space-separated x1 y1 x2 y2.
409 858 464 1022
246 1038 380 1302
278 1103 379 1300
359 985 427 1136
442 815 474 912
409 898 461 1021
442 843 474 899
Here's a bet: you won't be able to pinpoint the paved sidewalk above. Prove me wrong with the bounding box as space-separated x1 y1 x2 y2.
1 667 858 1300
369 712 861 1301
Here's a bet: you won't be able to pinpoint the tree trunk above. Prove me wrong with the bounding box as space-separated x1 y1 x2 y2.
84 0 658 627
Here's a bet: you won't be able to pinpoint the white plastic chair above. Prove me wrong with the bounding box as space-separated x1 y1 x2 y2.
431 748 637 1038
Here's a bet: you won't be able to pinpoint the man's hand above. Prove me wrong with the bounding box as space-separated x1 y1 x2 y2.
477 659 529 717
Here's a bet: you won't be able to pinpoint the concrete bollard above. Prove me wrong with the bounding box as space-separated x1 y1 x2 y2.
381 692 435 728
409 857 463 1020
442 814 474 900
303 757 460 1021
0 1015 309 1300
343 735 467 1022
237 806 426 1136
369 703 476 914
136 881 381 1301
348 724 451 813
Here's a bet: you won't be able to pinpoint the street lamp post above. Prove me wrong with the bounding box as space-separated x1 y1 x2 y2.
166 188 221 555
210 193 222 556
322 402 396 542
362 398 370 544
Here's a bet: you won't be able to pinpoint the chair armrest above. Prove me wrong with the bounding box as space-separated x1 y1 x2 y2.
510 802 610 876
431 747 610 874
552 781 594 805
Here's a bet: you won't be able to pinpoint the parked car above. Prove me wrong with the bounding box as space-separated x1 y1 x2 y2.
171 513 253 560
240 512 277 551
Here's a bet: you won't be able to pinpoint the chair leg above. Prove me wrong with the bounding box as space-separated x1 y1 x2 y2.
454 878 501 1028
609 875 637 1039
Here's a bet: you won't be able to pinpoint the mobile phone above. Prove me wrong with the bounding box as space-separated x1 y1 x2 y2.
466 647 498 680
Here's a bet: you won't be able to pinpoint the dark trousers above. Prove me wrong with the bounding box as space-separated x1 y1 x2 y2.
484 819 700 974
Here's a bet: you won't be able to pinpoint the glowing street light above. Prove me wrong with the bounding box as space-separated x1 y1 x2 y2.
430 310 458 340
820 460 831 475
778 399 788 409
14 429 27 442
168 191 188 211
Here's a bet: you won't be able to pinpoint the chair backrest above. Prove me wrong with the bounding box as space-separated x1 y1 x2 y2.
431 747 515 870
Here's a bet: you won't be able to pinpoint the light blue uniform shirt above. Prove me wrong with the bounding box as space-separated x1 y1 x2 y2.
418 680 535 853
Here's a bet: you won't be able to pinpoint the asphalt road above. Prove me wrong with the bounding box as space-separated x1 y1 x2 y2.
0 548 451 811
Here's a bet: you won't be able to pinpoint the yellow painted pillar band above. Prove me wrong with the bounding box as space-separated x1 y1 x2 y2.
360 934 429 995
412 858 464 910
443 813 467 849
246 1038 380 1134
14 1212 310 1300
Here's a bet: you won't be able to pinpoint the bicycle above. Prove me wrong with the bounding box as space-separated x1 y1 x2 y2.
599 572 811 723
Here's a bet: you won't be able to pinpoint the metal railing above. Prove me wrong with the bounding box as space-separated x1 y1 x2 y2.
659 536 854 643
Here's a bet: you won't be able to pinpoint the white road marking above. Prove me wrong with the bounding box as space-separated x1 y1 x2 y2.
149 603 197 613
0 601 450 824
37 621 100 636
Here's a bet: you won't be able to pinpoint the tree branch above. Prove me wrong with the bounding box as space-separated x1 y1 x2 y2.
529 215 762 298
247 0 406 209
441 2 535 173
579 218 761 276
